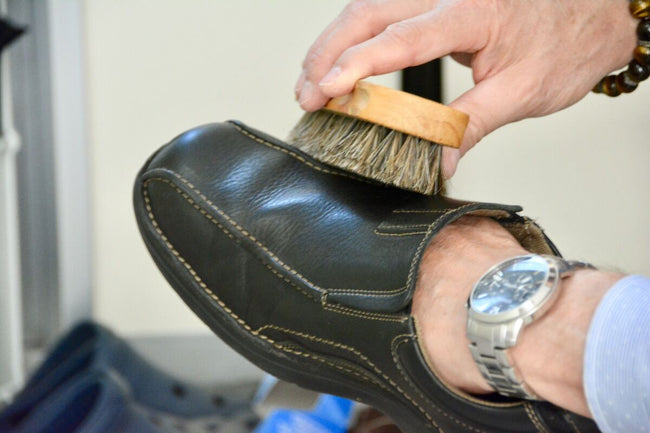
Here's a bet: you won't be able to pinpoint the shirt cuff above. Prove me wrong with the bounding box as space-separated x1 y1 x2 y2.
583 275 650 433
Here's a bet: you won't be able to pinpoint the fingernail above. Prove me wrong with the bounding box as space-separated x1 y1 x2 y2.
295 71 306 100
319 66 342 88
299 80 315 108
442 149 460 180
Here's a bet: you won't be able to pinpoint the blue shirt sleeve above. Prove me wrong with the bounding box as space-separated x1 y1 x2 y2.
584 275 650 433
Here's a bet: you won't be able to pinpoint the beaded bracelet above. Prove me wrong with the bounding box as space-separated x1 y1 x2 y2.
593 0 650 96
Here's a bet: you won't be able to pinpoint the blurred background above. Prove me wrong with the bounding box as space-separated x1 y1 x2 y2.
1 0 648 401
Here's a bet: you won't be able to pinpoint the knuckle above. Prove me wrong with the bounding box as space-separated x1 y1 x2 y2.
382 21 423 50
334 45 366 75
343 0 374 21
302 48 323 71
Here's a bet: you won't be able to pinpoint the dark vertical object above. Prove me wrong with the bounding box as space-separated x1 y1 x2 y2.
0 16 24 49
0 17 26 131
401 59 443 102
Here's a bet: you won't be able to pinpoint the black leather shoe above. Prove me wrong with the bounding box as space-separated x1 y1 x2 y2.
134 121 601 433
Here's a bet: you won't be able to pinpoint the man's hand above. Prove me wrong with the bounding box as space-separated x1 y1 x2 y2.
295 0 636 178
412 216 623 417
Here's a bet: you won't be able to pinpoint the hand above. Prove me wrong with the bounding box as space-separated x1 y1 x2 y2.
295 0 636 178
412 216 624 417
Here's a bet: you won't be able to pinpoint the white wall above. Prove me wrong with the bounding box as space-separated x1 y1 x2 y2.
445 61 650 275
85 1 649 337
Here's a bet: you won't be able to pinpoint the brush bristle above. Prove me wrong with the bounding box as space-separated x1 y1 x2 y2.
287 110 445 195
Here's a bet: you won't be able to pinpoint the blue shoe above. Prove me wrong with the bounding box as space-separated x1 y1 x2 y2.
254 395 354 433
8 370 167 433
0 321 253 428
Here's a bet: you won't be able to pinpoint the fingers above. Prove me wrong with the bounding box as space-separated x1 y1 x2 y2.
297 0 432 110
301 0 494 110
441 148 461 180
442 67 540 179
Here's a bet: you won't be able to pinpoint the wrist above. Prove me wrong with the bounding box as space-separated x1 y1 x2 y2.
510 269 624 416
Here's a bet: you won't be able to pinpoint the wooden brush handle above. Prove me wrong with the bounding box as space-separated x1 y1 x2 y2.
325 81 468 148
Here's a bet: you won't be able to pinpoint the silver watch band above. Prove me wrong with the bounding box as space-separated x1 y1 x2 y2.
558 259 596 274
467 256 595 400
467 319 538 399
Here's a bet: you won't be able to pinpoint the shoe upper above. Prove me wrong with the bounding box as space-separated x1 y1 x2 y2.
135 121 601 433
140 121 558 313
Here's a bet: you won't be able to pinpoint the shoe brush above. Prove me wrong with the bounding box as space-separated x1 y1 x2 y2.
288 81 469 195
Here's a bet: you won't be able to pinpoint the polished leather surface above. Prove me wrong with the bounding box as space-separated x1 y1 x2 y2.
134 121 601 433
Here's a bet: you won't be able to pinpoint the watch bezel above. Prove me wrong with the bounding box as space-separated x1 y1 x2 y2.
468 254 561 325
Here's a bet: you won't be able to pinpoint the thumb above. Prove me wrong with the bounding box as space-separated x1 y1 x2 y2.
442 69 536 179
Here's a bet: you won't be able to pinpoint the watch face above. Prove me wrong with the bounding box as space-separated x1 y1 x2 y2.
470 255 550 315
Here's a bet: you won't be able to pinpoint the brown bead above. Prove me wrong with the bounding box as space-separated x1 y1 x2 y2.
630 0 650 19
634 45 650 66
616 72 638 93
638 19 650 44
602 75 621 97
592 80 605 94
628 59 650 82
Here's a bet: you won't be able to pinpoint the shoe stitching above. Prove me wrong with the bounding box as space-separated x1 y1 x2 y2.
147 173 326 294
524 403 550 433
404 203 478 290
563 413 583 433
392 209 448 214
145 176 405 322
391 335 490 433
147 170 410 301
231 122 375 186
272 343 387 390
322 300 408 323
378 224 433 229
258 325 391 376
143 185 438 431
257 325 443 433
374 230 429 237
270 341 445 433
142 186 273 344
376 204 480 238
258 325 406 382
144 177 321 303
328 286 407 296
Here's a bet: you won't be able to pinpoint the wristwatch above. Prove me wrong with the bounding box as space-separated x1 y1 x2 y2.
466 254 594 400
